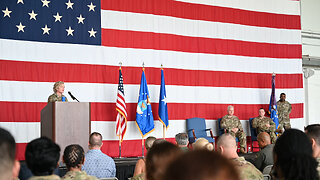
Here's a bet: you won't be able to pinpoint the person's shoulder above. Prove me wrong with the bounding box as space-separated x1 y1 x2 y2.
263 117 272 121
100 151 115 162
232 115 239 120
62 171 98 180
285 100 291 104
29 174 61 180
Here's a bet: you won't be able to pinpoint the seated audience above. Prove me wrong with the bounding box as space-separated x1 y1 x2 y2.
217 133 263 180
146 141 182 180
305 124 320 178
192 138 214 151
0 128 20 180
132 136 156 180
62 144 98 180
82 132 116 178
252 108 277 143
273 129 318 180
253 132 274 171
175 133 189 151
25 137 61 180
162 150 240 180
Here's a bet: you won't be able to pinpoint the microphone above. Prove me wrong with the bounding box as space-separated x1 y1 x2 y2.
68 91 80 102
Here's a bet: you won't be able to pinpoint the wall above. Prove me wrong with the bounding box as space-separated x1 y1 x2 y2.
301 0 320 126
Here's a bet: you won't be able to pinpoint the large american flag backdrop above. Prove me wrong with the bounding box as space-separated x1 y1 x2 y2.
0 0 303 160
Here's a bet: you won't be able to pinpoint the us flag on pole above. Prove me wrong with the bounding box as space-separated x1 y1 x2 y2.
116 68 127 142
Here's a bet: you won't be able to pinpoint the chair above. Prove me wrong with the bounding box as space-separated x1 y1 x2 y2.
186 117 215 144
263 165 273 175
263 174 271 180
217 118 239 142
249 118 259 151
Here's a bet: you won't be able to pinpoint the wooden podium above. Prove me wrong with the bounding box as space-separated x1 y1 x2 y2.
41 102 91 154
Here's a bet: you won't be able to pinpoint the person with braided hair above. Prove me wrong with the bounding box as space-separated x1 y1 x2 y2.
62 144 98 180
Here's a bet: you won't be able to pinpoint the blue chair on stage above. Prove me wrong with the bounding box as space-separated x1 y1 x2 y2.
249 118 259 151
186 117 215 144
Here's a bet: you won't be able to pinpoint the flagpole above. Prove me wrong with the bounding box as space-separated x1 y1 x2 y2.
118 62 122 158
142 62 145 157
119 134 122 158
142 137 145 157
160 64 166 139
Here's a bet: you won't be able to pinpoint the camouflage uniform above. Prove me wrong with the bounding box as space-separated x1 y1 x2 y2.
252 116 277 143
131 173 145 180
62 171 98 180
317 158 320 179
28 174 61 180
48 93 68 103
220 115 247 149
231 157 263 180
277 100 292 130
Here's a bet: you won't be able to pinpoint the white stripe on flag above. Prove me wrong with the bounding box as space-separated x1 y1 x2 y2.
0 80 304 104
101 10 301 44
0 39 302 74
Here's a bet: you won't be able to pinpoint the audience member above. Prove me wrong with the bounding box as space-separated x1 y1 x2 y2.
162 150 240 180
146 141 181 180
220 105 247 153
0 127 20 180
25 137 61 180
305 124 320 178
217 133 263 180
273 129 318 180
253 132 274 171
82 132 116 178
152 139 167 145
132 136 156 180
252 108 277 143
192 138 214 151
62 144 98 180
175 133 189 151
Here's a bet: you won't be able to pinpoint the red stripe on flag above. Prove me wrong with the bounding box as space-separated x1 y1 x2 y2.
93 102 304 121
15 139 177 160
0 101 47 122
0 60 303 89
0 101 303 122
101 0 301 29
101 29 302 59
0 102 303 123
16 143 28 161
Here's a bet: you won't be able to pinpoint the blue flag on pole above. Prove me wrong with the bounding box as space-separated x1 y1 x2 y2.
136 70 154 137
158 69 169 129
269 74 280 131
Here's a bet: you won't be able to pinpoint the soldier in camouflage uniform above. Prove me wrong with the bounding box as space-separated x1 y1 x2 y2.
25 137 61 180
48 81 68 103
217 134 263 180
220 105 247 153
231 157 264 180
28 175 61 180
252 108 277 143
277 93 291 130
62 144 98 180
62 171 98 180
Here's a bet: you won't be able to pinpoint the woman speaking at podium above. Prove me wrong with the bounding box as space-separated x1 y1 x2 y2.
47 81 68 103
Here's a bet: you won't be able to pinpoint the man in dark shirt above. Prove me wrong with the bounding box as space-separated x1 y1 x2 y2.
253 132 274 171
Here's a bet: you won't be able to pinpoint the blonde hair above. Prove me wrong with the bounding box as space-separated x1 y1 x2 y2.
193 138 214 151
53 81 64 93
